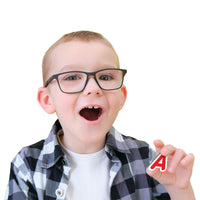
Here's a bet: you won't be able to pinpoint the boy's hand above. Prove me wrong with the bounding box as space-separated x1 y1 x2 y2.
146 140 195 199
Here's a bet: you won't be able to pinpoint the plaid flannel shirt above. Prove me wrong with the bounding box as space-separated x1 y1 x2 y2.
5 120 170 200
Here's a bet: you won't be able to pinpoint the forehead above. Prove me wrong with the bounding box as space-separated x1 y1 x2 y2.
47 40 119 75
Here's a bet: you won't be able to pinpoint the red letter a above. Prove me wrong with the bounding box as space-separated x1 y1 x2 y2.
149 154 167 172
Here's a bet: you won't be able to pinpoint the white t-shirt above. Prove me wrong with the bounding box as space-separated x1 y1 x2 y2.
63 147 110 200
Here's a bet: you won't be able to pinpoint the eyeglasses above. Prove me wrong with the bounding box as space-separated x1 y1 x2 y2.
45 68 127 94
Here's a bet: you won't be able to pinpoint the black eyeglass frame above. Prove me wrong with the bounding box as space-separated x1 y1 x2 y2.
45 68 127 94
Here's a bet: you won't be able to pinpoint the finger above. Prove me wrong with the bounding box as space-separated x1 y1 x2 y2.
167 149 186 173
153 140 165 154
181 153 195 169
160 144 176 156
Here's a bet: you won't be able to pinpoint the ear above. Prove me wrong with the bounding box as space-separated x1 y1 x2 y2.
37 87 56 114
119 85 127 110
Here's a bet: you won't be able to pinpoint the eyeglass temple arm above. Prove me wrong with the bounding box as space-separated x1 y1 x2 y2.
45 75 57 87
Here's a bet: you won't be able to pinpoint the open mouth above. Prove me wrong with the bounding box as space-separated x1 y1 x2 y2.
79 106 103 121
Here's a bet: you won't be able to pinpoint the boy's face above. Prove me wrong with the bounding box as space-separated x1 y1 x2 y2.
39 40 127 153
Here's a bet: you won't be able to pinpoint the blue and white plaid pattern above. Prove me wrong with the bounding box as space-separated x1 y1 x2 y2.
5 120 170 199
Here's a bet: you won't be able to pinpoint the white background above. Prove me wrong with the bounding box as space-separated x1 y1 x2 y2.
0 0 199 199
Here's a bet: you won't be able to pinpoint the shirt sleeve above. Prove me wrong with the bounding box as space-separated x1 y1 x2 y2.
5 153 37 200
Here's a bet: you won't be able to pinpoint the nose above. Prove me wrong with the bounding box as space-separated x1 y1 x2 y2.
82 76 102 95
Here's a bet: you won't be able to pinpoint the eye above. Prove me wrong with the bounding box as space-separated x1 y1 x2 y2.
65 75 79 80
62 73 82 81
99 74 113 81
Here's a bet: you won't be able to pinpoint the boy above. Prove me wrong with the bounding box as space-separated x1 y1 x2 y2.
5 31 195 199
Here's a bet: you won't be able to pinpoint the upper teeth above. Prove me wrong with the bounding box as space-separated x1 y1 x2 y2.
86 106 99 109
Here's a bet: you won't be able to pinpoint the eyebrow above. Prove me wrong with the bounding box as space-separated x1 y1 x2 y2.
58 65 83 73
59 64 118 73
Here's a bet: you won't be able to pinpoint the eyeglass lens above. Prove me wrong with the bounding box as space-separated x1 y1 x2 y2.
57 69 125 93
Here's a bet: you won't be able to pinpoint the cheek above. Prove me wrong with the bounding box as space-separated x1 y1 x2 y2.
107 92 123 116
51 93 78 119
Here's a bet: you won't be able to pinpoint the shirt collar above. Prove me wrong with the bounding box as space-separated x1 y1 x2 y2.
106 126 131 154
41 120 64 168
41 120 130 168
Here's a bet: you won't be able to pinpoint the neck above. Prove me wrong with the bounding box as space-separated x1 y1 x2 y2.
59 132 106 154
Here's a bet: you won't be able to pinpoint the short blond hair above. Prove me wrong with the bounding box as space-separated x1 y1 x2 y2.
42 30 120 86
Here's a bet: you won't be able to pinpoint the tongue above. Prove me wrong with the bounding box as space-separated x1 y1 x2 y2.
80 108 100 121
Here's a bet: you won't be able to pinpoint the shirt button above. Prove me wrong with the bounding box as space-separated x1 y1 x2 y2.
55 188 63 197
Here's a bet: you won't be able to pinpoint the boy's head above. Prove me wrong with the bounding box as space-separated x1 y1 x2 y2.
38 31 127 153
42 31 120 86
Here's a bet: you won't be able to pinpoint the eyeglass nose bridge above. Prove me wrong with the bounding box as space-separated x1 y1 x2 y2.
83 71 102 91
